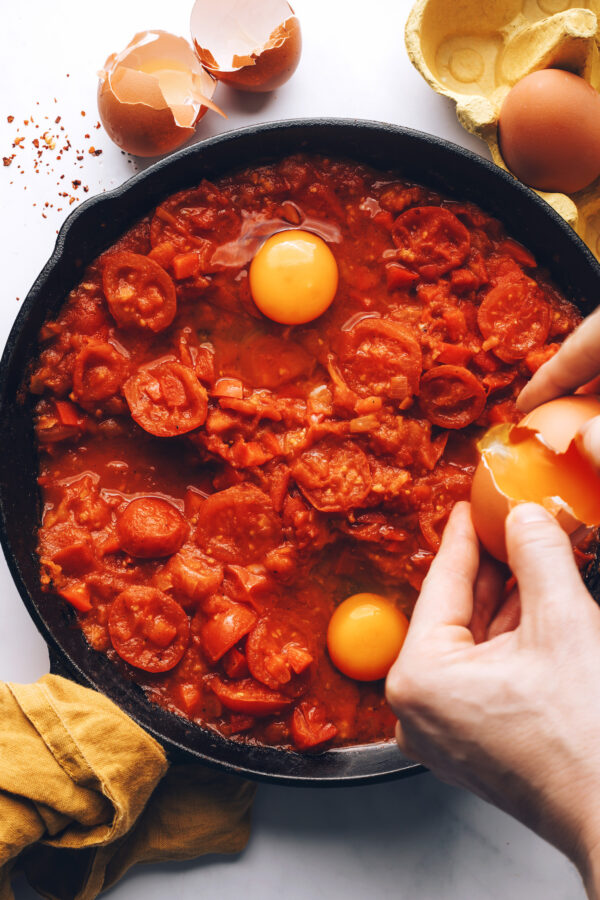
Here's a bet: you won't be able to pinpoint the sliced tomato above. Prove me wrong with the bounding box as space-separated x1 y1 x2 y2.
337 318 421 400
477 281 551 362
291 437 372 513
246 613 313 693
102 251 177 333
291 701 338 751
419 365 486 429
210 677 293 716
195 484 282 565
124 359 208 437
117 496 188 559
201 601 257 663
108 586 189 673
73 341 128 408
392 206 470 279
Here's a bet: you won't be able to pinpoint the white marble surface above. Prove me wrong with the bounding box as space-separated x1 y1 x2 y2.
0 1 587 897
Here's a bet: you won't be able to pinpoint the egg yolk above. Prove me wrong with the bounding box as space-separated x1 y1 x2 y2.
249 229 338 325
327 593 409 682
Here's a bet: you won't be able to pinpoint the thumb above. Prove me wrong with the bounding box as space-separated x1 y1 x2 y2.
579 416 600 473
505 503 591 627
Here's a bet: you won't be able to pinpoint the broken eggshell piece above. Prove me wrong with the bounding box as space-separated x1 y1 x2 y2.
98 30 224 157
190 0 302 92
471 395 600 562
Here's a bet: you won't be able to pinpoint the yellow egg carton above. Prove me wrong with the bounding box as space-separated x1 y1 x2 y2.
405 0 600 259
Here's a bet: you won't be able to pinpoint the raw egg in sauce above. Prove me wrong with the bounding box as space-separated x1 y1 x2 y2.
249 229 338 324
327 593 409 682
471 394 600 562
498 69 600 194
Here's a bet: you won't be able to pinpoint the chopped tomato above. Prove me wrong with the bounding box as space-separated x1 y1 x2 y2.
172 251 201 280
385 263 418 290
210 677 293 716
291 701 338 750
246 614 313 693
392 206 470 279
419 365 486 429
54 400 81 427
102 251 177 333
117 496 188 558
108 586 189 673
201 601 257 663
124 359 208 437
58 583 93 612
222 647 249 679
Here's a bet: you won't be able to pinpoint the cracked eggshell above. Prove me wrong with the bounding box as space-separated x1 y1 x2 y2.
471 395 600 562
190 0 302 92
405 0 600 242
98 30 223 158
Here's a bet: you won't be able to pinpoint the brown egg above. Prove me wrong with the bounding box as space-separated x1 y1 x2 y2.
498 69 600 194
190 0 301 93
471 395 600 562
98 31 224 157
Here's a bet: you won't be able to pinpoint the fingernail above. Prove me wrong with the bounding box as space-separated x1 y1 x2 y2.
508 503 554 526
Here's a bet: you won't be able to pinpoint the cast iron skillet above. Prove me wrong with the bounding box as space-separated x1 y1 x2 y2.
1 119 600 786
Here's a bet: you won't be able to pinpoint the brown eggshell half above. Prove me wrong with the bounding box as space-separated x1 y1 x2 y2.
98 30 222 157
521 393 600 452
190 0 301 92
471 395 600 561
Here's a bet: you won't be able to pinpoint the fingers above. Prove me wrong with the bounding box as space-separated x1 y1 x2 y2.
579 416 600 472
505 504 589 624
487 589 521 639
408 502 479 637
470 554 508 643
394 720 420 762
517 308 600 412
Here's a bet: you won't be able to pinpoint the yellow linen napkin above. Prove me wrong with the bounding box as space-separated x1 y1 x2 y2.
0 674 256 900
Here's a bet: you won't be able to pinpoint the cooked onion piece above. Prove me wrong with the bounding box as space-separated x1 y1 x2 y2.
98 30 224 157
190 0 301 92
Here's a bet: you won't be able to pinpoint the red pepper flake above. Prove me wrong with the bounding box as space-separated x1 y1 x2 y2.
55 116 61 124
72 179 81 189
3 156 14 167
84 133 90 139
32 138 39 148
88 147 103 156
7 115 14 123
81 110 86 116
76 155 84 161
95 122 101 129
13 137 25 148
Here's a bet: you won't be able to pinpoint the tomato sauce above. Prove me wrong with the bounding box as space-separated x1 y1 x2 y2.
29 154 581 751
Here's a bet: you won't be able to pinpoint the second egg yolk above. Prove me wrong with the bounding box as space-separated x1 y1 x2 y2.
326 593 409 682
249 229 338 325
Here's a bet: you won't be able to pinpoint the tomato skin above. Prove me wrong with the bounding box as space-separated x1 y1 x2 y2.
108 586 189 673
291 701 338 750
419 365 486 429
291 438 372 513
102 251 177 333
73 341 129 410
337 318 421 400
124 359 208 437
195 484 282 565
392 206 470 279
477 280 551 362
210 677 293 716
117 496 188 559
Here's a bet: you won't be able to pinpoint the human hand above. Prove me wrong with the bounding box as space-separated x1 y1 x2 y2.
517 307 600 470
385 502 600 897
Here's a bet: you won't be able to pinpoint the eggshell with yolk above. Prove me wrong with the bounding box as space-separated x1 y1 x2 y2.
471 394 600 562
